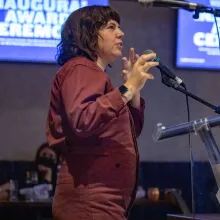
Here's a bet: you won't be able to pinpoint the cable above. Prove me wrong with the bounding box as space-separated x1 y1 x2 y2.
212 9 220 53
183 85 195 218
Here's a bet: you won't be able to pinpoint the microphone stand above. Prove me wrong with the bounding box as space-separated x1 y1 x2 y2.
161 74 220 114
188 6 220 19
142 1 220 19
161 3 220 114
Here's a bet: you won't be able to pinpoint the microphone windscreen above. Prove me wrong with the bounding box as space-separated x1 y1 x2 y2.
143 49 154 55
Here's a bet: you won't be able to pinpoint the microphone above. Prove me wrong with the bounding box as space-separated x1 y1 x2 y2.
143 49 185 87
138 0 207 11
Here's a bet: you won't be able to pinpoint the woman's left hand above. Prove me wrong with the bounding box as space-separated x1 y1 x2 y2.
122 48 139 83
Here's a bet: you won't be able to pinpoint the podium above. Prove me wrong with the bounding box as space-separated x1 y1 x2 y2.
153 115 220 204
167 214 220 220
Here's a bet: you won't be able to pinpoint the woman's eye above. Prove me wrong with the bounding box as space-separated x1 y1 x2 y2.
108 25 115 29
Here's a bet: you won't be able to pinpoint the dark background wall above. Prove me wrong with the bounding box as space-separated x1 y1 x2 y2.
0 1 220 161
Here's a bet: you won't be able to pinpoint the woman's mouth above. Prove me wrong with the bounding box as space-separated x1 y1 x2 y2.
116 42 123 49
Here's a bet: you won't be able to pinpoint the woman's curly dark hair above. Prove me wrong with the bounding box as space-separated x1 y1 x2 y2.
56 5 120 66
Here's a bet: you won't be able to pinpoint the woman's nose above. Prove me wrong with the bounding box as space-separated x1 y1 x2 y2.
117 29 124 38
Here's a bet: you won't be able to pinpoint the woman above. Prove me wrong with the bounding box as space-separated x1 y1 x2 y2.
34 143 59 191
46 5 158 220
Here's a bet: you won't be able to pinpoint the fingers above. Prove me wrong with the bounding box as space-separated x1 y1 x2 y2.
122 57 129 69
142 61 159 72
122 57 128 63
141 61 158 80
145 73 154 80
129 48 135 64
123 49 139 69
137 53 157 65
135 54 139 61
122 69 128 78
122 69 128 74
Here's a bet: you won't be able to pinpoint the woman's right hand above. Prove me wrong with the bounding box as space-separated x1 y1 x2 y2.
124 53 159 94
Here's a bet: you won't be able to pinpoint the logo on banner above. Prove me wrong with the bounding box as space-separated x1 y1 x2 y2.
0 0 88 47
